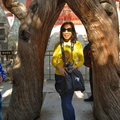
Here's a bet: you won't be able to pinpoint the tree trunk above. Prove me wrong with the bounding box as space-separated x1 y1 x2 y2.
3 0 65 120
2 0 120 120
66 0 120 119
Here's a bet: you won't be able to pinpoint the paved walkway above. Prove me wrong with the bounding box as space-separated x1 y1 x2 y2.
1 79 95 120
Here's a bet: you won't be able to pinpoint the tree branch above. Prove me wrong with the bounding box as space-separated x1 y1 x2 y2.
2 0 27 22
100 2 114 16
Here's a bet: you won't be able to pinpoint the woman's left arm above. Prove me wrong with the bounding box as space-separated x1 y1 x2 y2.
72 42 84 69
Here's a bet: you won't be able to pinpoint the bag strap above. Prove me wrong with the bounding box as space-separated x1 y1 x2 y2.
60 42 74 66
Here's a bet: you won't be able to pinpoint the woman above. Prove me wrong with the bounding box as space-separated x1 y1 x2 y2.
52 22 84 120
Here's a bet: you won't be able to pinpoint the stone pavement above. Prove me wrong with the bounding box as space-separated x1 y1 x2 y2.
1 79 95 120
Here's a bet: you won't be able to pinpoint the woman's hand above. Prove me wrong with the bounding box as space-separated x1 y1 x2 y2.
72 65 78 70
56 65 68 76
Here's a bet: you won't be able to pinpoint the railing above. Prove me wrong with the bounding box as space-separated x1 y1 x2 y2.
44 50 54 80
0 49 89 81
44 50 89 81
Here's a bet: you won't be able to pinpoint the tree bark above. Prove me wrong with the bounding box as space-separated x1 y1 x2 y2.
2 0 120 120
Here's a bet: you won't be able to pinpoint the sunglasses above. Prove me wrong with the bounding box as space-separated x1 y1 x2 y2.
62 28 72 32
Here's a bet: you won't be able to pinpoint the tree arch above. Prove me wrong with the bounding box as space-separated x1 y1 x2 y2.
2 0 120 120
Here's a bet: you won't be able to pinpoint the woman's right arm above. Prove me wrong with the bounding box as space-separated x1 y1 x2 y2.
56 65 68 76
52 43 67 76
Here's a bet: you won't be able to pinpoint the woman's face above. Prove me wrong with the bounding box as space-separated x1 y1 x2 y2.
62 24 72 42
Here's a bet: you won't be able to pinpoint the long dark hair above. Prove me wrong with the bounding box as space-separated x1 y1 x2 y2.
60 21 77 43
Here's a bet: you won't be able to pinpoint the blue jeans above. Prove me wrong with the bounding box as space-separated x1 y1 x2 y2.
0 92 2 120
55 74 75 120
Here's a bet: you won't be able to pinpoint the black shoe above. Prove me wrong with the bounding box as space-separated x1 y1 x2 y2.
84 96 93 102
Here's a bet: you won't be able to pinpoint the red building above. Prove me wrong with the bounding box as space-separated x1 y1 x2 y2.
55 4 82 25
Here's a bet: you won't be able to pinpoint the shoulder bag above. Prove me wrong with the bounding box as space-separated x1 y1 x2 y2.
55 42 85 94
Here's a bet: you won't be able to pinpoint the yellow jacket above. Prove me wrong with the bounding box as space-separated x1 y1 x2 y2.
52 41 84 75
